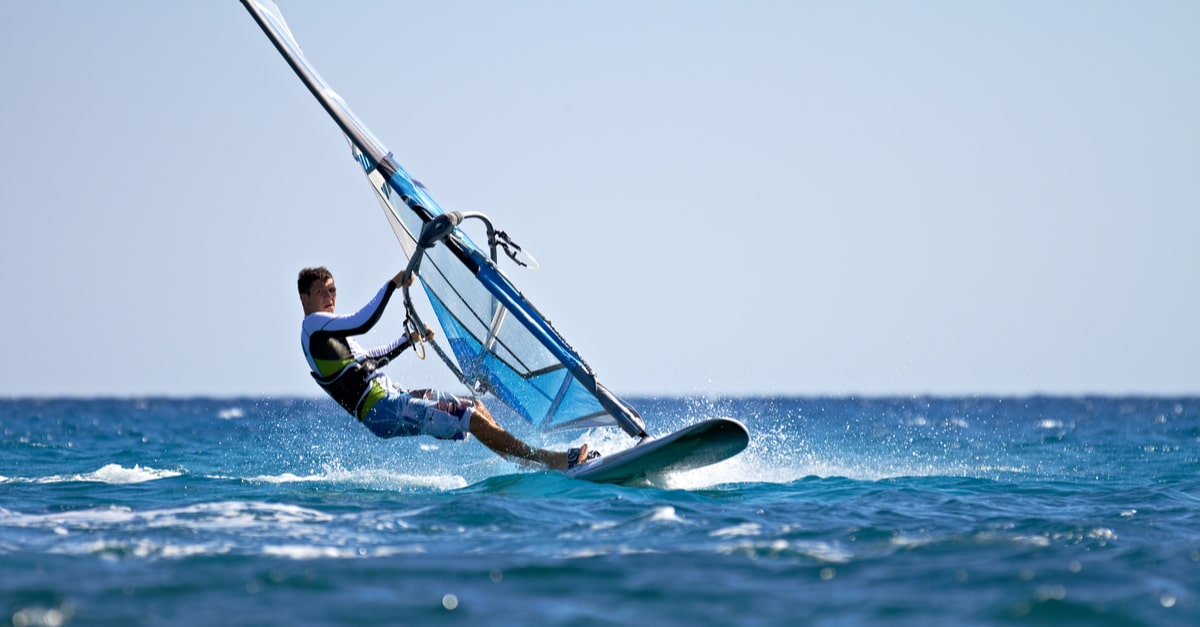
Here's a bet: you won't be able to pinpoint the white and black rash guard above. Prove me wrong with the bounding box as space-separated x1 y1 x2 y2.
300 280 412 419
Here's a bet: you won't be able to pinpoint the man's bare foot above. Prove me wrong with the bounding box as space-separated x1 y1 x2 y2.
565 444 601 470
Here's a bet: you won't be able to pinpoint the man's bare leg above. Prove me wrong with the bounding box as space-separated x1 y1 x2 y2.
468 402 583 470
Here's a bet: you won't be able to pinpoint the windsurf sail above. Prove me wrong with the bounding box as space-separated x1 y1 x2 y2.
242 0 647 439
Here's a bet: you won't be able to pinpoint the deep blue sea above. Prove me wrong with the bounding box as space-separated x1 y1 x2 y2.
2 396 1198 626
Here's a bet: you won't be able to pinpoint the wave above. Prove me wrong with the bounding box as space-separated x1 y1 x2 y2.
2 500 331 532
0 499 440 561
1 464 182 485
244 467 467 491
1 462 465 492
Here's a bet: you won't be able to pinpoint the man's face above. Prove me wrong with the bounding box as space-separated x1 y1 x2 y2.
301 278 337 315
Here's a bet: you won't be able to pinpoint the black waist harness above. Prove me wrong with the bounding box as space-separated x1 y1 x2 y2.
311 362 372 417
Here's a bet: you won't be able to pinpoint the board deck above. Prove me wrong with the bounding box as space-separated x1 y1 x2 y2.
565 418 749 484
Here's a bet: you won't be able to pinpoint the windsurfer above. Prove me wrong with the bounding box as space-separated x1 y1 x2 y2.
298 266 597 471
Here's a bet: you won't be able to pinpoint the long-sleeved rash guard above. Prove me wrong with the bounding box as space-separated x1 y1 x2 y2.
301 281 411 419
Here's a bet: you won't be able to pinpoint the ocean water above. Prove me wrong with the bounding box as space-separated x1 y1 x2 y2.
2 396 1198 626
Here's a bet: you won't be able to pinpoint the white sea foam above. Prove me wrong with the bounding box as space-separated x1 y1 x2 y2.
150 501 336 532
261 544 424 560
246 472 326 484
245 468 467 491
716 538 852 563
662 454 767 489
70 538 230 560
798 540 854 563
711 523 762 538
7 464 183 485
648 506 685 523
60 535 425 561
1 501 335 535
217 407 245 420
262 545 359 560
1 505 135 530
83 464 181 484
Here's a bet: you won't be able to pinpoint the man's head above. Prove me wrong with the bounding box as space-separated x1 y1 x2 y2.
298 266 336 315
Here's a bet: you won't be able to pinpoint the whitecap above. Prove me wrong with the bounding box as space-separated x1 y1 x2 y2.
262 545 361 560
84 464 181 484
648 506 685 523
245 468 466 491
799 540 854 563
261 544 425 560
711 523 762 538
217 407 245 420
63 538 229 560
30 464 182 485
158 501 334 529
889 534 929 549
716 539 852 563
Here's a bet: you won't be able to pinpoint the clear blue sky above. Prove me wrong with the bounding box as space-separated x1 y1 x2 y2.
2 1 1196 398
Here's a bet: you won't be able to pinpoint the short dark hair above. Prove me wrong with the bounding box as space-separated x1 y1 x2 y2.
298 266 333 294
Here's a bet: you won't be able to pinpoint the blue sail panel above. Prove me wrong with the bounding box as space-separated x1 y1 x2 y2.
424 259 609 430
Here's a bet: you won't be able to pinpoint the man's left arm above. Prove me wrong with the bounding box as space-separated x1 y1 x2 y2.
363 325 435 364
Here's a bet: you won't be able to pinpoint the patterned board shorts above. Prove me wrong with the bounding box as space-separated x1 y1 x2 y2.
360 389 473 440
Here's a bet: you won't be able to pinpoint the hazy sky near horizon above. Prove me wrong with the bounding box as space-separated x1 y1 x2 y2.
1 1 1197 399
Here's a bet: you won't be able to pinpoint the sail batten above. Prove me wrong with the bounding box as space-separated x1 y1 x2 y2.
243 0 647 438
